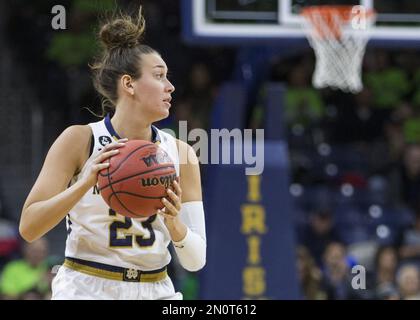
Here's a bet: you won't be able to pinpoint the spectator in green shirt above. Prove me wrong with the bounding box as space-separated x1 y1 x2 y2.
285 65 325 128
365 51 410 110
0 237 49 299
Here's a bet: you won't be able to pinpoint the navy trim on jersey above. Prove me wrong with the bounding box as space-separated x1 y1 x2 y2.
152 126 161 143
104 114 121 139
104 114 161 143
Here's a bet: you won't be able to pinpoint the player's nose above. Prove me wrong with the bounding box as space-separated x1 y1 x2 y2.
165 79 175 93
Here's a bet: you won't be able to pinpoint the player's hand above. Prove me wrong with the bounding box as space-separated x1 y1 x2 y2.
158 180 182 225
81 138 128 189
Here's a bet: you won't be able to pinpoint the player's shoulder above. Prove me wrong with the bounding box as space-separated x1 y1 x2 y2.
39 124 93 175
62 124 92 140
58 125 92 147
53 125 93 164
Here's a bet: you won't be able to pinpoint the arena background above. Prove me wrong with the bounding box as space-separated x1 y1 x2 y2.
1 0 420 300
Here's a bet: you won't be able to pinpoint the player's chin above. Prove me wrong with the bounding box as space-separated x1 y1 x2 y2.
162 101 171 111
154 107 170 121
161 102 171 113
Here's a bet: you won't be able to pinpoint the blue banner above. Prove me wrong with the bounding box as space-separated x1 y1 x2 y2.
201 141 299 299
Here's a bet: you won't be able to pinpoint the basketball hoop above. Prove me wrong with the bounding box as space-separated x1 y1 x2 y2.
300 5 376 93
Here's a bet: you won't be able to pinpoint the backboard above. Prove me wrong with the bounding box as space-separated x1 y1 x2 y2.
182 0 420 46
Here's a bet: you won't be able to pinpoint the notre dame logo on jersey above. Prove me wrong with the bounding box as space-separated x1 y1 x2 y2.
99 136 112 146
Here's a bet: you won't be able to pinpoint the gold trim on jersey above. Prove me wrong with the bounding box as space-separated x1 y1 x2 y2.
63 258 167 282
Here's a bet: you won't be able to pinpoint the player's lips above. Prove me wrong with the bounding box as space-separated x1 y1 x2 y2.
163 97 172 107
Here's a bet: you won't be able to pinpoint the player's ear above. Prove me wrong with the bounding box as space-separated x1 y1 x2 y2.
121 74 135 96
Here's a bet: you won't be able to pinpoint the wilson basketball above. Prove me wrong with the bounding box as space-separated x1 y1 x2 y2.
97 140 177 218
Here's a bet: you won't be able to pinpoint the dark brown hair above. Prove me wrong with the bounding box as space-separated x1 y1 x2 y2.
90 6 157 116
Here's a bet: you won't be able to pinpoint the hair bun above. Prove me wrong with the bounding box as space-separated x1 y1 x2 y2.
99 9 145 50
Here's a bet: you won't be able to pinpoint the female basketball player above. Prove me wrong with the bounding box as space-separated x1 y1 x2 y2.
19 8 206 300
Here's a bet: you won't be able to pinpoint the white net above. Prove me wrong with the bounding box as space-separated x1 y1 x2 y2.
301 6 375 93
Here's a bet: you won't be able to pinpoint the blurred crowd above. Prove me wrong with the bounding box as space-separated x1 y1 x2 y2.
1 0 420 300
264 48 420 299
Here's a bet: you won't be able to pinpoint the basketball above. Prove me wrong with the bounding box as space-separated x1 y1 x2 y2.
97 140 177 218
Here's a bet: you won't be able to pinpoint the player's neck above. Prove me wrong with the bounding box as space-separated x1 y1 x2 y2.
110 110 153 142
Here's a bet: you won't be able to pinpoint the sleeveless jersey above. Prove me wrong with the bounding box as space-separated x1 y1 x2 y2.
64 116 180 271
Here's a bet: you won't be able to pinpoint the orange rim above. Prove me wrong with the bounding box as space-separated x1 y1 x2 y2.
301 5 375 39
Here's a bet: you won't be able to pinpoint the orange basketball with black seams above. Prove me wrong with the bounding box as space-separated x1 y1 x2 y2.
97 140 178 218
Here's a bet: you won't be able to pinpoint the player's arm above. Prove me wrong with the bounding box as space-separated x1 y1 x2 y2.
19 125 125 242
159 139 206 272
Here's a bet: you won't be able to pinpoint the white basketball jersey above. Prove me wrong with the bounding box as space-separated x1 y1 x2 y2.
64 117 180 271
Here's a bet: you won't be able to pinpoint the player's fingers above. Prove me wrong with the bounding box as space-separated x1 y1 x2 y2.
172 180 182 201
157 209 174 220
92 162 110 173
101 139 128 153
166 189 181 211
111 138 129 145
103 142 126 153
161 197 178 216
93 149 120 164
172 180 182 198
